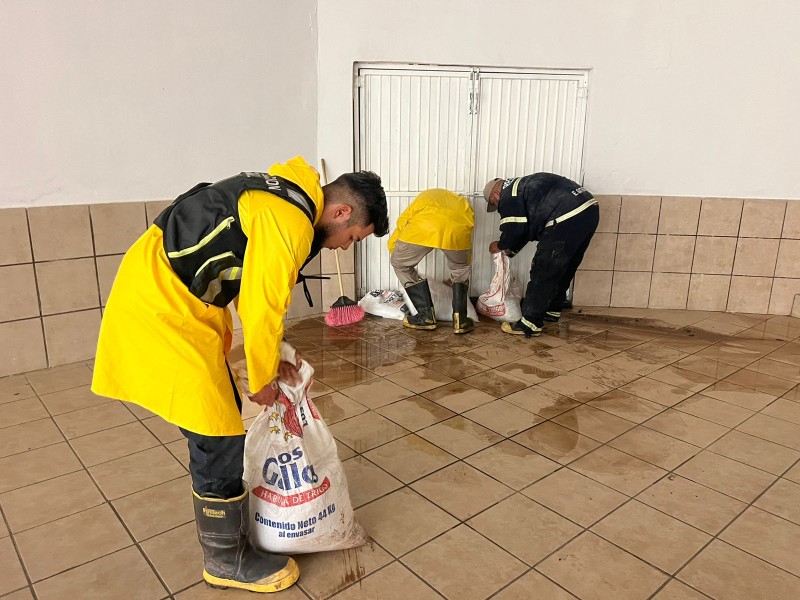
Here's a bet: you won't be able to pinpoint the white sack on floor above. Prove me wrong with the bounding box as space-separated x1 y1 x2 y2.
240 342 368 554
476 252 522 322
358 290 408 320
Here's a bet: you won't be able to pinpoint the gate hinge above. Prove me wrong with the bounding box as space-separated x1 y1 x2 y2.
356 76 365 88
577 84 588 99
469 68 481 114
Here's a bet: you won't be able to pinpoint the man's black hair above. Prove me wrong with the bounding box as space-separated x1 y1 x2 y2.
334 171 389 237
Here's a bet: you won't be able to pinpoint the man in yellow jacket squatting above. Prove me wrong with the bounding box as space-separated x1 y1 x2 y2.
92 157 388 594
387 188 475 334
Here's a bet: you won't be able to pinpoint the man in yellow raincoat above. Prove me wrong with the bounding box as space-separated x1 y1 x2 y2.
387 188 474 333
92 156 387 593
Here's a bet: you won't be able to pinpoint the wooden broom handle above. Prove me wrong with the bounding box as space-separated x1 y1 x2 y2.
320 158 347 299
334 248 345 297
320 158 329 185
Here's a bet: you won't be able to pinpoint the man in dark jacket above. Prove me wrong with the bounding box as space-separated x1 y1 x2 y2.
483 173 598 337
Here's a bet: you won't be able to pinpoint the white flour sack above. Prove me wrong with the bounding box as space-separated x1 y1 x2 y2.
241 342 368 553
476 252 522 322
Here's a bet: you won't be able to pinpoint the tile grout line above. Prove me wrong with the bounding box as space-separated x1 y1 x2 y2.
23 363 95 397
325 319 799 492
771 202 793 315
608 196 621 308
483 566 575 600
643 196 662 309
25 209 49 375
325 324 798 594
324 556 447 600
16 305 103 323
685 197 703 310
7 372 792 592
656 453 800 597
10 389 176 597
562 362 800 480
239 316 788 588
4 312 798 598
318 341 643 595
462 352 790 470
86 206 104 317
504 412 796 598
0 501 38 600
2 469 191 539
344 388 793 519
242 316 792 486
338 400 698 582
608 196 624 308
723 199 747 312
548 327 800 586
0 416 64 461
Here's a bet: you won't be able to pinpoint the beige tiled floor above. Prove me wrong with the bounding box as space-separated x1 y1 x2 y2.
2 308 800 599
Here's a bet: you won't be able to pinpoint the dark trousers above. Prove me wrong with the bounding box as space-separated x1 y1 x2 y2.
180 366 246 499
521 204 599 328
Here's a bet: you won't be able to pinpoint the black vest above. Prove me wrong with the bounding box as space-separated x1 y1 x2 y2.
154 173 318 308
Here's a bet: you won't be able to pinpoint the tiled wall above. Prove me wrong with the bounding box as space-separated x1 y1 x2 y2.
4 195 798 378
0 202 355 378
574 196 800 315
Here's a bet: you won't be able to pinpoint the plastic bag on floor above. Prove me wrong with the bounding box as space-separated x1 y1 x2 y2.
476 252 522 322
241 341 368 554
358 290 409 320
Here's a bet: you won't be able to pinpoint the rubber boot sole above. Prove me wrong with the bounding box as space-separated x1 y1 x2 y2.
203 559 300 593
403 319 437 330
501 322 541 337
453 322 474 334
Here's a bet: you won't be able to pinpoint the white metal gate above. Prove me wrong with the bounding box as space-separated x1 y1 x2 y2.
354 64 589 297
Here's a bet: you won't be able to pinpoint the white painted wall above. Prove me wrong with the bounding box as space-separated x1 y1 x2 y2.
0 1 318 207
4 1 798 206
318 0 800 199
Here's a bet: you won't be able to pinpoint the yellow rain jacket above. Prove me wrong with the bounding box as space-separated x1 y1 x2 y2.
387 189 474 253
92 157 323 436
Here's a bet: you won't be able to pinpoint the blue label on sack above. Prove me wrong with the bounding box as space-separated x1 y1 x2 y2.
261 446 319 492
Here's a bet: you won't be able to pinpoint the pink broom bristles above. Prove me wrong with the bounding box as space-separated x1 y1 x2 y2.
324 303 365 326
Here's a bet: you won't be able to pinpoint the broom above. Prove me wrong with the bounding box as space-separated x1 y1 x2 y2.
320 159 365 327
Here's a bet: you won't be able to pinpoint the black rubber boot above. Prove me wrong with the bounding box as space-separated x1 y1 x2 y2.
543 311 561 322
452 281 474 334
501 319 543 338
403 280 437 330
193 487 299 593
